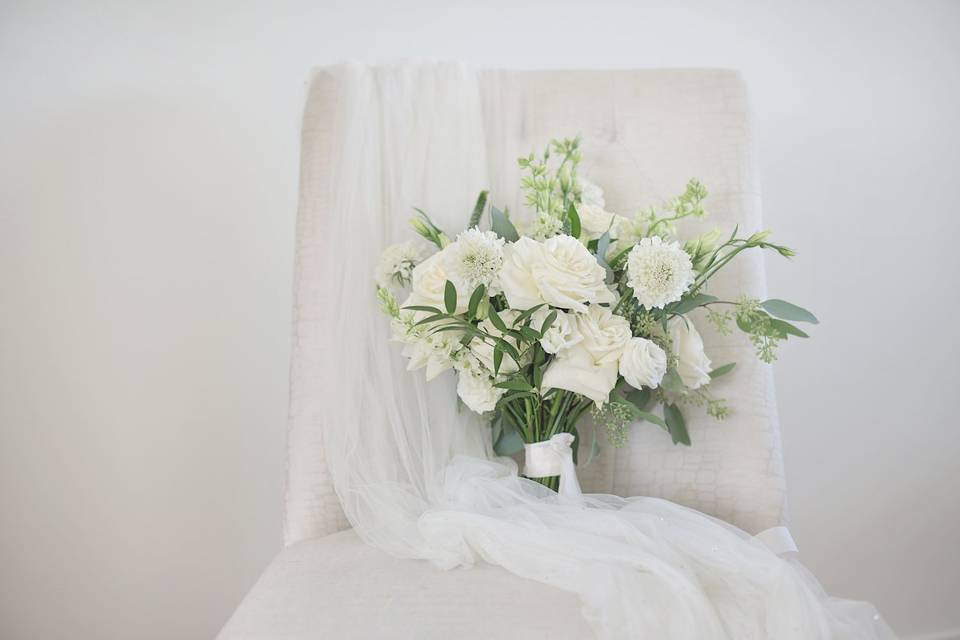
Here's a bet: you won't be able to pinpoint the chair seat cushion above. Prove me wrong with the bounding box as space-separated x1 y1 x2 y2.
218 530 593 639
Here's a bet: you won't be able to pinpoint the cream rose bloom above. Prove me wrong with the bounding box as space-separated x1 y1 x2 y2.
531 307 582 355
409 250 467 313
576 305 632 365
577 204 620 241
541 343 618 407
500 235 616 312
541 306 631 406
456 372 505 414
668 316 712 390
619 337 667 390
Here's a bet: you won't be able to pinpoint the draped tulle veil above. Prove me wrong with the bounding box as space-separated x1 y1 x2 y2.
315 62 896 639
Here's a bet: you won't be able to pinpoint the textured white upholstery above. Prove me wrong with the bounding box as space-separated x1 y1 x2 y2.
218 530 592 640
284 67 787 546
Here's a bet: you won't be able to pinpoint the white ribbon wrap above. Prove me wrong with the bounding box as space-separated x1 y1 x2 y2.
523 433 584 500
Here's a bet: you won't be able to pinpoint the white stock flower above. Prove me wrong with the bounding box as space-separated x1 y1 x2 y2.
619 337 667 390
531 307 582 354
500 235 616 312
668 316 712 390
391 308 462 381
470 309 523 376
576 305 632 366
626 236 696 309
577 204 620 241
578 178 606 209
456 372 505 414
444 228 505 295
375 242 424 288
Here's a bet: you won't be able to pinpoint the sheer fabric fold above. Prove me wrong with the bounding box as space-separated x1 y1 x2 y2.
316 61 895 639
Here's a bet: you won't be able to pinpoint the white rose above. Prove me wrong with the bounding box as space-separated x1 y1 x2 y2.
668 317 712 390
576 305 632 366
500 235 616 312
577 204 620 241
456 372 505 414
499 237 546 310
541 343 618 407
531 307 582 355
619 337 667 390
578 178 606 209
470 310 522 376
408 249 468 314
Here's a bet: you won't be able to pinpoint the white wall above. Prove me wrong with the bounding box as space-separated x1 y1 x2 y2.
1 1 957 638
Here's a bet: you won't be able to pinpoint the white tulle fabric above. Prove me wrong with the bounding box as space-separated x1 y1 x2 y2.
318 62 896 639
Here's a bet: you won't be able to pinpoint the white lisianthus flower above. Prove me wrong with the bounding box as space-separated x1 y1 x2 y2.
470 309 523 375
375 242 424 288
409 250 467 313
444 228 505 295
541 344 618 407
668 316 712 390
577 204 621 241
619 337 668 390
626 236 696 309
578 178 606 209
531 307 582 354
456 372 505 414
501 235 616 312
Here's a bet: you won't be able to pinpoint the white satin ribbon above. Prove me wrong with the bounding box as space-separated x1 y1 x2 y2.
523 433 584 501
754 526 799 556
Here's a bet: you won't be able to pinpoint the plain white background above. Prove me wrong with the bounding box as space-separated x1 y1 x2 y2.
1 1 958 638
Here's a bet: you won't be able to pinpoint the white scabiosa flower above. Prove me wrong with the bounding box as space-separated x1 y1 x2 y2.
626 236 696 309
456 372 505 414
444 228 505 295
375 242 424 288
619 337 667 390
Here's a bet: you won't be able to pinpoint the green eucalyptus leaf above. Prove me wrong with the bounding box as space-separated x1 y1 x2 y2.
511 303 547 326
669 293 718 316
539 310 558 336
491 206 520 242
468 190 488 229
636 410 668 430
494 378 534 392
402 305 443 314
769 318 810 338
708 362 737 378
467 284 486 319
660 369 686 393
444 280 457 314
761 299 819 324
567 202 581 239
493 345 504 376
664 404 691 446
625 387 652 411
487 307 509 333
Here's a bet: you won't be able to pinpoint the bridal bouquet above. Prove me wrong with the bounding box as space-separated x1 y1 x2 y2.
375 136 816 490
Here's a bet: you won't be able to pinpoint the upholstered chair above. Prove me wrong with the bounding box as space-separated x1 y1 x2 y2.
218 67 788 640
